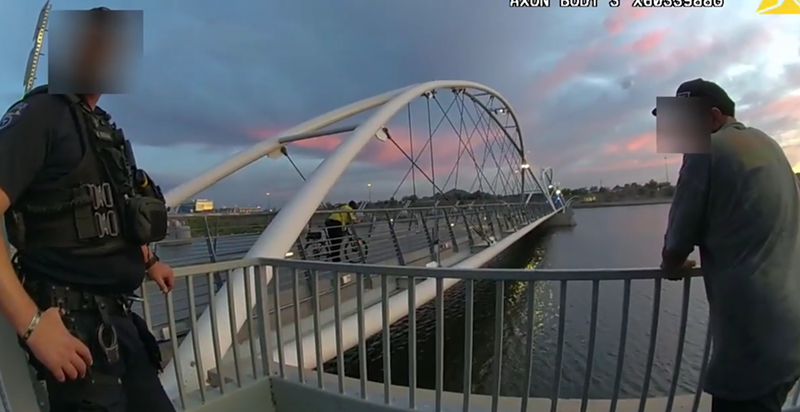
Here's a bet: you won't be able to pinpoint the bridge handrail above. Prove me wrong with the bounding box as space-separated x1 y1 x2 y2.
173 257 703 281
156 256 798 412
85 253 800 412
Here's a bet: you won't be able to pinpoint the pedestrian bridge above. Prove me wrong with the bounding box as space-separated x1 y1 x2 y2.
0 80 798 412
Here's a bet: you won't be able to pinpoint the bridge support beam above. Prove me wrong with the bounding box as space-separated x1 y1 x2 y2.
546 207 577 228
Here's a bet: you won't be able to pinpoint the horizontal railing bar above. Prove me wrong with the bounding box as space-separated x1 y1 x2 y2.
170 256 702 282
166 201 530 218
172 259 265 277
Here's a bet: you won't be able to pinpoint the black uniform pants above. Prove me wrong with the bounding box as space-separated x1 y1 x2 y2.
324 219 345 262
27 308 175 412
712 378 799 412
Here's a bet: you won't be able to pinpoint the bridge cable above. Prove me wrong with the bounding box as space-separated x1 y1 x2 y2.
433 93 498 197
384 122 493 242
407 103 416 197
442 95 500 197
470 96 514 195
387 96 459 202
426 93 436 198
281 147 307 182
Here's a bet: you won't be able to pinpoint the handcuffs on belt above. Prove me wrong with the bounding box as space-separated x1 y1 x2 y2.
95 294 143 365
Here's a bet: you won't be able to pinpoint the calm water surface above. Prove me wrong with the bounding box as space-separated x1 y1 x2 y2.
324 204 709 400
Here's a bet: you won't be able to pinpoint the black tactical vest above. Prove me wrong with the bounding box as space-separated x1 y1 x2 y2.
5 86 166 256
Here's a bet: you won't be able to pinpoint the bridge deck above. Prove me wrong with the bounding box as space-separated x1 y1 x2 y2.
141 202 545 342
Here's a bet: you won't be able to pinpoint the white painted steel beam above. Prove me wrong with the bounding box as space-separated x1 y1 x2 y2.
162 87 412 210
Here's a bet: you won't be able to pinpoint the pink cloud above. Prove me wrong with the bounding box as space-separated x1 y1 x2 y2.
637 26 773 80
531 46 602 97
244 126 505 175
751 94 800 119
603 132 656 155
603 2 653 35
624 28 669 55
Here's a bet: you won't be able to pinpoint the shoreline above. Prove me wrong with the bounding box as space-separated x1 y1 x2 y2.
571 198 672 209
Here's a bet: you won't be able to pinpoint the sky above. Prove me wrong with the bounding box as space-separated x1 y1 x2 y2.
1 0 799 208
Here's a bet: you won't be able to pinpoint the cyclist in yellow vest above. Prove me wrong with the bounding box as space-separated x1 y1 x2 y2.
324 201 359 262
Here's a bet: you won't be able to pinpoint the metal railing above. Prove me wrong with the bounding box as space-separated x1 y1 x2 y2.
139 202 550 341
148 257 800 412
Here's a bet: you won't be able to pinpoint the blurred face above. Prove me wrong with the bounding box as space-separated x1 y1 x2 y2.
72 23 121 91
656 101 721 153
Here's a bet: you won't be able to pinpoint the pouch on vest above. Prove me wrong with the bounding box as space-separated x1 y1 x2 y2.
124 196 168 244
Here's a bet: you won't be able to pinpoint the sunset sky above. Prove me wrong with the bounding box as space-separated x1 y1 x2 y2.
1 1 798 207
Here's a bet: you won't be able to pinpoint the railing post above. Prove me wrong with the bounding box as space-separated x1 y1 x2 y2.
366 211 378 240
385 212 406 266
348 224 366 263
512 204 522 228
294 229 316 292
419 210 437 261
516 204 526 225
432 208 442 265
459 208 476 247
503 205 515 231
443 209 458 253
484 206 498 239
495 205 508 233
202 215 225 292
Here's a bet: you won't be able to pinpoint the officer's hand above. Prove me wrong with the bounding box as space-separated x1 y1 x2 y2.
148 261 175 293
25 308 93 382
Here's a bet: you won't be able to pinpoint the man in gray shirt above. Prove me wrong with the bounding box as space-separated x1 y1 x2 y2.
655 79 800 412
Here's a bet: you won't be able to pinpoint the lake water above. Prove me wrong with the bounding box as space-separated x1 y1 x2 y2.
326 203 711 400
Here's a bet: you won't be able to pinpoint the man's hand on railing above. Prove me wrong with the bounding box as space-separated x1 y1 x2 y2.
660 259 697 281
148 261 175 293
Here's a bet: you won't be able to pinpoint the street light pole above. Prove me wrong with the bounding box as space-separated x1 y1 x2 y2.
367 183 372 204
265 192 270 211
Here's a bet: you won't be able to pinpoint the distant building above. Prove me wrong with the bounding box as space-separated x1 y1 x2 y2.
215 206 262 214
176 199 214 214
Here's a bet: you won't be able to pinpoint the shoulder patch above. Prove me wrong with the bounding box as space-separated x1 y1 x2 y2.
0 101 29 131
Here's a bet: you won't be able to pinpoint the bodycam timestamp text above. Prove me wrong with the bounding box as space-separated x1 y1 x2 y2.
510 0 723 7
610 0 724 6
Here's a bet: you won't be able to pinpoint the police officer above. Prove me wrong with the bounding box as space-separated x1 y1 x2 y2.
0 7 176 412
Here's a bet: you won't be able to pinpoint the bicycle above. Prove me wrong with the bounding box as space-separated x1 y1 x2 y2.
302 226 369 263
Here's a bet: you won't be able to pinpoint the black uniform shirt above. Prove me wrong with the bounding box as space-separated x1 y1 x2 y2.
0 93 146 294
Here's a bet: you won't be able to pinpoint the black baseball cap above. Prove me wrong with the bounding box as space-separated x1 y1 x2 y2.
86 7 114 27
651 78 735 117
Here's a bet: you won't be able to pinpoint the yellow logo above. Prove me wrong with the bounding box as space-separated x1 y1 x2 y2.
757 0 800 14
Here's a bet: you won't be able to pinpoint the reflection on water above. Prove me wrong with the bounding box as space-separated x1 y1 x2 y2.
324 205 711 400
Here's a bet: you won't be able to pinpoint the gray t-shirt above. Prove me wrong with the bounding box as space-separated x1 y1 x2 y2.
665 120 800 400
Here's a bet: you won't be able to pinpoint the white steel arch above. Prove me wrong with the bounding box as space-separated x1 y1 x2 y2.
160 80 533 398
163 85 413 209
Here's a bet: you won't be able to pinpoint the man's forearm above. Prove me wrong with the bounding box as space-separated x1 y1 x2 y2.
661 246 690 270
0 236 40 335
141 245 152 262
